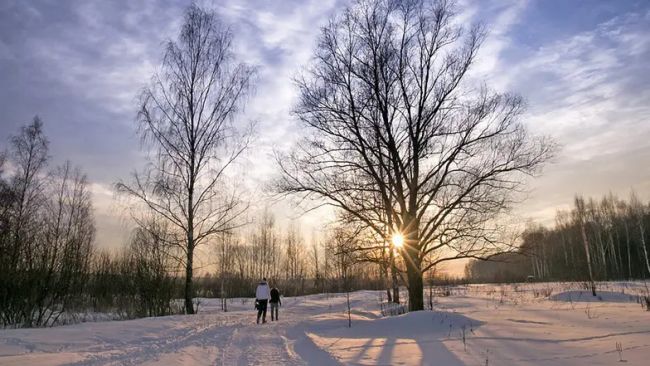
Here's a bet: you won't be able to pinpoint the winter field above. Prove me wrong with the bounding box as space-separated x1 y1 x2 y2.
1 281 649 366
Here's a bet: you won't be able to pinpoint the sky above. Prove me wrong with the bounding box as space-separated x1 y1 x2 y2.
1 0 649 276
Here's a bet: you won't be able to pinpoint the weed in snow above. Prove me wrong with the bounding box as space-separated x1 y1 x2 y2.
460 324 467 351
616 341 627 362
584 304 599 319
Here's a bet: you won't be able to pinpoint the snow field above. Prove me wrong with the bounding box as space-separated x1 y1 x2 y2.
0 282 649 365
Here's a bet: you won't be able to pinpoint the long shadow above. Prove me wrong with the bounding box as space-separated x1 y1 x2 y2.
376 335 396 365
286 320 344 365
293 310 481 365
349 337 380 364
415 337 465 366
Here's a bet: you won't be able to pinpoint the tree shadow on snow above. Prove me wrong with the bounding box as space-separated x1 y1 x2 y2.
549 290 640 303
293 310 483 366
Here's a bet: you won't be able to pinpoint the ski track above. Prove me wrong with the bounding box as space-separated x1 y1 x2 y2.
64 314 240 365
0 295 341 366
2 285 650 365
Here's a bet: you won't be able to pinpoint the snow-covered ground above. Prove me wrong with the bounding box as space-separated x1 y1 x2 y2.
1 282 649 365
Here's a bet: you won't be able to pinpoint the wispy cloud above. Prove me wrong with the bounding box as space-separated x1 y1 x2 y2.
492 8 650 221
1 0 649 257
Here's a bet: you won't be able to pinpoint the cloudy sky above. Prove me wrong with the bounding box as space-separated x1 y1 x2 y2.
1 0 649 274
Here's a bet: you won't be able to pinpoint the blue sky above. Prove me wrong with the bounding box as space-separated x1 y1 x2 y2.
1 0 649 273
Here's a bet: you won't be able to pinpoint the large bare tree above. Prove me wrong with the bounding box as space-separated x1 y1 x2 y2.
117 4 255 314
277 0 554 310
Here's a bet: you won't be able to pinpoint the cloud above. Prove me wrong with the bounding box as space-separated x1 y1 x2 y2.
0 39 15 61
519 11 650 155
498 10 650 222
23 1 180 117
2 0 649 276
445 1 650 229
210 0 344 210
464 0 530 85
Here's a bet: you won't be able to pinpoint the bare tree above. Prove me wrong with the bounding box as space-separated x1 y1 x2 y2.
37 162 95 326
309 231 323 292
8 117 49 272
328 226 358 328
555 210 571 269
575 196 596 295
0 153 11 251
1 117 49 326
277 0 554 310
469 192 650 283
617 200 633 279
630 192 650 276
127 220 180 317
214 231 238 311
248 210 280 281
1 119 96 327
116 4 255 314
284 221 306 293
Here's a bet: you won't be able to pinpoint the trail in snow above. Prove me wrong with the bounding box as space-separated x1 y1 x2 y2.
0 293 353 366
1 282 650 365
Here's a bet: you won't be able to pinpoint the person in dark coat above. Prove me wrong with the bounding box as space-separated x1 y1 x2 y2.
269 287 281 321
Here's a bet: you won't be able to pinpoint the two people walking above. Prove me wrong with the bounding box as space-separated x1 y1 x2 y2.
255 278 281 324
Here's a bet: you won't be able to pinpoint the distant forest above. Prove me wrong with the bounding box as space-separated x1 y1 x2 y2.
0 119 384 327
465 193 650 283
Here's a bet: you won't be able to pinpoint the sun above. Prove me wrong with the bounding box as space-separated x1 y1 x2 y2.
392 233 404 248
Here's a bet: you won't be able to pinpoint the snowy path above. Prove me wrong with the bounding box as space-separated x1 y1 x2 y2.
219 314 300 365
0 310 239 365
1 284 650 365
0 294 350 366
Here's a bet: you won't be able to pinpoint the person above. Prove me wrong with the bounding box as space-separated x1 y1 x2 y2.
255 278 270 324
269 286 281 321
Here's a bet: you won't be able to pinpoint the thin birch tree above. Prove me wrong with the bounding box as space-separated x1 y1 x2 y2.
117 4 255 314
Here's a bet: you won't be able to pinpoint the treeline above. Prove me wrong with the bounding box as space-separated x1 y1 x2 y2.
0 118 186 327
209 212 386 302
0 118 387 327
89 222 183 319
465 193 650 283
0 118 95 326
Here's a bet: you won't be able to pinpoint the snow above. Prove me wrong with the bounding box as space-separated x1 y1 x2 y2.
549 290 641 303
1 282 649 365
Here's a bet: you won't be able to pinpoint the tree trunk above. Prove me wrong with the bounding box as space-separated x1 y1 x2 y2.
346 282 351 328
560 231 569 268
184 242 195 314
624 222 631 279
639 218 650 276
428 275 434 310
186 143 196 314
385 279 392 303
221 279 227 312
381 254 392 302
403 210 423 311
595 232 607 279
390 245 399 304
406 259 423 311
580 222 596 296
